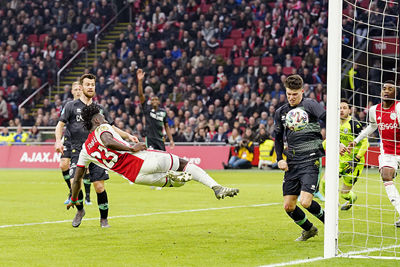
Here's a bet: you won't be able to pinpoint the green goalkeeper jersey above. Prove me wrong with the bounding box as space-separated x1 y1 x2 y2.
339 117 369 161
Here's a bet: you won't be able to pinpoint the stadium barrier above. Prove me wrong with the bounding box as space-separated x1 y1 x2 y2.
0 145 381 169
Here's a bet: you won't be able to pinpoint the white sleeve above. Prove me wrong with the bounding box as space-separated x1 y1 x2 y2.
77 146 91 168
354 106 378 144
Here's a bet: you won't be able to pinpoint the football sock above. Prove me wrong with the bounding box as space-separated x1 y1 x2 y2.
76 190 84 211
62 170 71 190
97 190 109 219
341 190 356 203
83 175 91 196
384 181 400 215
287 206 313 231
306 200 325 223
184 163 219 188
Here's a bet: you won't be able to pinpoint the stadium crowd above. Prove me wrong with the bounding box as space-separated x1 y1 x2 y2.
0 0 333 145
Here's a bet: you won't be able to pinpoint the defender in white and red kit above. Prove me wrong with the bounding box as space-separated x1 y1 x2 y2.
67 104 239 226
349 81 400 226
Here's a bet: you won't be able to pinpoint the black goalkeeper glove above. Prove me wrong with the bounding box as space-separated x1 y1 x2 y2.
343 157 361 174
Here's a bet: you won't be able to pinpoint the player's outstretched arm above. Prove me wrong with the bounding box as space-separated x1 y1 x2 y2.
100 132 146 152
137 69 146 104
55 121 65 153
112 125 139 143
67 166 85 209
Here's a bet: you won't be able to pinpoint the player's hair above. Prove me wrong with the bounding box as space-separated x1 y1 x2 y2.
284 75 303 90
72 81 80 87
81 103 100 131
384 80 396 86
340 98 349 104
79 73 96 85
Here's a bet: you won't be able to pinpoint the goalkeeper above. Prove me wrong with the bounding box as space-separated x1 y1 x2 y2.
322 99 369 210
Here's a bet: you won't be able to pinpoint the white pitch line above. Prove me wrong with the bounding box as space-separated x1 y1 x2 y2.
0 203 279 229
260 256 325 267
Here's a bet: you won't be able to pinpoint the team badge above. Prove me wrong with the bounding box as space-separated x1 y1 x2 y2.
390 112 396 120
344 128 348 134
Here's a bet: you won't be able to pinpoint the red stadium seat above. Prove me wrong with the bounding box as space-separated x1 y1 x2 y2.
283 67 295 75
248 57 260 66
215 48 227 59
203 76 215 87
27 34 38 44
261 57 273 66
222 39 235 48
75 33 88 47
233 57 245 66
243 29 252 38
39 34 48 42
235 38 244 46
230 29 242 39
292 56 302 68
268 66 277 74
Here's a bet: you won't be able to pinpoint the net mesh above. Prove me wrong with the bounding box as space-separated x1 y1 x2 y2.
338 0 400 258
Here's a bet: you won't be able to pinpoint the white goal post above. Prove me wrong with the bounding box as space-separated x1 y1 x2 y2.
325 0 400 260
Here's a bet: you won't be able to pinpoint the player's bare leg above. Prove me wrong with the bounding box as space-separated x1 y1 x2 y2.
340 184 357 210
93 180 110 228
381 167 400 226
178 158 239 199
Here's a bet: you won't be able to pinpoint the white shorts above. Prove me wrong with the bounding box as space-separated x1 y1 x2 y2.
378 154 400 170
134 150 180 187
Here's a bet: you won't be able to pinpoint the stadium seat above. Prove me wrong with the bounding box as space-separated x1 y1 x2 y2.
261 57 274 66
292 56 302 68
215 48 227 59
39 34 48 42
233 57 245 66
203 76 215 88
27 34 38 44
268 66 277 74
75 33 88 47
230 29 242 39
222 39 235 49
283 67 295 75
235 38 244 46
243 29 252 38
248 57 260 66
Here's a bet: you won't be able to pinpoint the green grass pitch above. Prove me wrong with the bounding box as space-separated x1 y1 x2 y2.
0 169 399 266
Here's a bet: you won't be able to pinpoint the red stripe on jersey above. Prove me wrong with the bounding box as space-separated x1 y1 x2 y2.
375 102 400 155
169 153 173 170
77 165 85 168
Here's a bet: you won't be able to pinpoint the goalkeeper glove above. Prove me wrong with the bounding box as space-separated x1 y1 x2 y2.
343 157 360 174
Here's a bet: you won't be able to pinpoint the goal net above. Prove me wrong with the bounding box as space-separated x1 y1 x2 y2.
326 0 400 259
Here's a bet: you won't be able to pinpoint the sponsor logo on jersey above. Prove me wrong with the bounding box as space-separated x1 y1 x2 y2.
378 122 398 130
77 108 81 113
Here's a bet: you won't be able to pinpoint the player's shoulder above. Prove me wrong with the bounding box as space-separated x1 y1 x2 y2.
275 103 290 115
95 123 113 134
302 98 320 108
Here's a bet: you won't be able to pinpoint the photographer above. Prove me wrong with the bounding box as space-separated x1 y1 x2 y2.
223 137 254 169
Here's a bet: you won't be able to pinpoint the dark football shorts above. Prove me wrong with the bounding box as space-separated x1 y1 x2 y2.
60 141 72 159
146 137 166 151
282 160 321 196
70 149 109 182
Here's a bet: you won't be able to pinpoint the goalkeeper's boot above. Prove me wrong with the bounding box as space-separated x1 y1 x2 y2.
85 194 92 205
295 225 318 241
341 195 357 211
166 170 192 183
314 191 325 202
100 218 110 228
64 193 71 205
212 185 239 200
72 209 85 228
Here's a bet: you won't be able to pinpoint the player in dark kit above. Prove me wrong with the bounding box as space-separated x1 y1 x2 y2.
137 69 174 151
55 74 138 228
274 74 326 241
59 81 84 204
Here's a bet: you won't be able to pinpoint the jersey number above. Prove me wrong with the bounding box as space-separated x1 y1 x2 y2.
90 146 118 169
